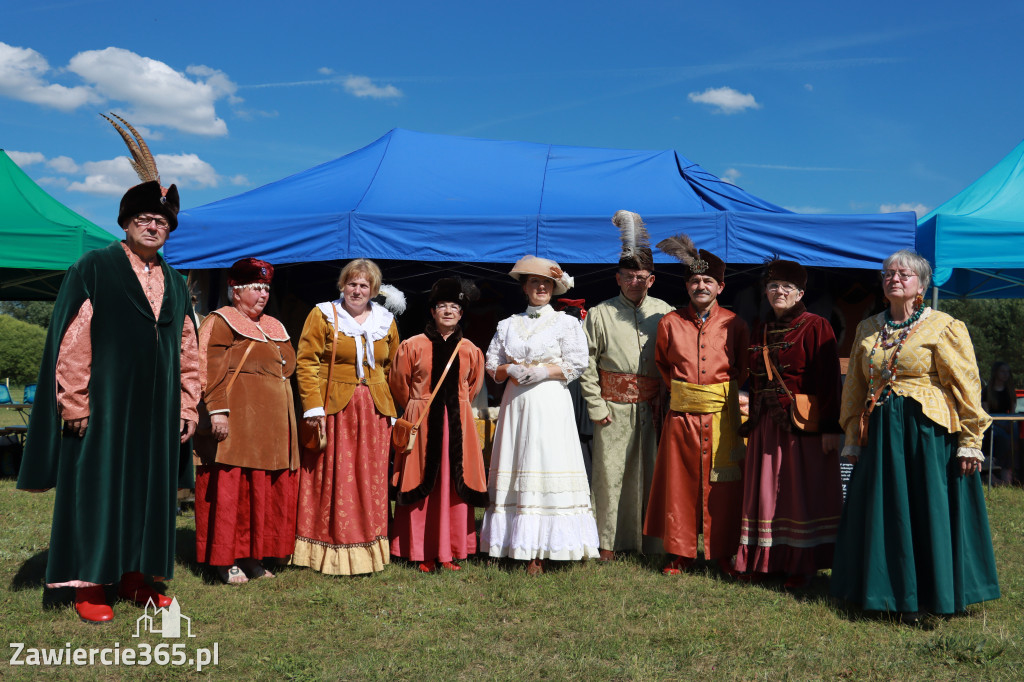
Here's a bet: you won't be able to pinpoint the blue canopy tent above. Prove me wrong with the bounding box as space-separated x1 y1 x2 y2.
166 129 915 270
917 137 1024 299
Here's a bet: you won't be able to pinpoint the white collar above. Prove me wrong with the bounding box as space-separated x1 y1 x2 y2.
525 304 554 319
316 299 393 379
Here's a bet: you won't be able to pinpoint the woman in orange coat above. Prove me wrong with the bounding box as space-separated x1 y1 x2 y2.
293 259 401 575
389 278 489 572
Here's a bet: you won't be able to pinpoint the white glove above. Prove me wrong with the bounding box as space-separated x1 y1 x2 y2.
506 364 528 382
518 366 549 385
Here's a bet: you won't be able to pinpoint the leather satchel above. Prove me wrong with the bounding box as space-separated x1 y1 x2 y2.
300 305 339 453
392 340 464 454
762 327 820 433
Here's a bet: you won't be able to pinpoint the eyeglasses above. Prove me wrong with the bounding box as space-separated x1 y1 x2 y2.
766 283 797 293
619 273 652 283
134 215 170 230
434 303 462 312
881 269 917 281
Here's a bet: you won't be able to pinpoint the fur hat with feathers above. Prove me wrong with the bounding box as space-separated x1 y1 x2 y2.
656 233 726 283
612 210 655 271
102 112 180 230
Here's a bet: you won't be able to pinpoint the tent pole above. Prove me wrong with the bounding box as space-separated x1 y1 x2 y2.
932 285 939 311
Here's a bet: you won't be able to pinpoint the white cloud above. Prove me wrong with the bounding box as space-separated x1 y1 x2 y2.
0 42 100 111
880 202 930 217
68 153 221 195
721 168 742 184
688 86 761 114
318 67 334 75
343 75 402 99
229 174 249 186
47 155 79 174
5 150 45 166
67 47 235 136
804 83 814 91
0 43 238 136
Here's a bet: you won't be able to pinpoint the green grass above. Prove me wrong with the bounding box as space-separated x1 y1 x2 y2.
1 481 1022 680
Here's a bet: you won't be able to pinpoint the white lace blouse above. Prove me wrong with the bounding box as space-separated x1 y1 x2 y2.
485 304 588 383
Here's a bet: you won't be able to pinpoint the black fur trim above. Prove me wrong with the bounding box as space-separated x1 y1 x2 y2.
393 323 489 508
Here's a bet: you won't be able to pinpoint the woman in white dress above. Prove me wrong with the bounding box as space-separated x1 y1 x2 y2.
481 256 600 574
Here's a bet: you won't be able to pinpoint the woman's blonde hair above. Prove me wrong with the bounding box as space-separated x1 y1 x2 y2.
882 249 932 291
337 259 382 297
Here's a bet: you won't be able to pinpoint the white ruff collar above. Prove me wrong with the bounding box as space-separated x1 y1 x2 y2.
316 299 394 379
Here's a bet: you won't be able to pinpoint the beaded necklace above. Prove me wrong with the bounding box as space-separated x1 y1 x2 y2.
867 306 925 398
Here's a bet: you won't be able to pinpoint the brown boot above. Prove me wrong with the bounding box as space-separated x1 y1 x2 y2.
598 549 615 562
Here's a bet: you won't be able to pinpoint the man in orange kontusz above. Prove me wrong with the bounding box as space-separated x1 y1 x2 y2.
643 234 749 576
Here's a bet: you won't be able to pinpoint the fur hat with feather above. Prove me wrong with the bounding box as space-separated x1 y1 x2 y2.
102 113 180 230
656 233 726 283
612 210 655 271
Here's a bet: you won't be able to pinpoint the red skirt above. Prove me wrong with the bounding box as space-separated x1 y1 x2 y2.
194 464 298 566
734 418 842 575
292 385 391 575
390 408 476 562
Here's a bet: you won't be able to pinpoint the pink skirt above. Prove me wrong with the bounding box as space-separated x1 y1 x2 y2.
195 464 298 566
735 418 842 575
390 408 477 562
292 385 391 575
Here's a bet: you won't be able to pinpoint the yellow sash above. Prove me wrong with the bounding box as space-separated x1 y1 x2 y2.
669 379 744 482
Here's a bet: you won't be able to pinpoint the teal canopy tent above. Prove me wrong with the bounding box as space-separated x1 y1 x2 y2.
917 138 1024 299
0 150 118 300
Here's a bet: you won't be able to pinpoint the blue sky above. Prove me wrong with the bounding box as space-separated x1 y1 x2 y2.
3 0 1023 235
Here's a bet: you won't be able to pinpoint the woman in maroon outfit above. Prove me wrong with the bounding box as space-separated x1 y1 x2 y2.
735 258 843 588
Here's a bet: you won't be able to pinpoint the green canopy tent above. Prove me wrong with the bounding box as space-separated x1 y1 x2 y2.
0 150 118 300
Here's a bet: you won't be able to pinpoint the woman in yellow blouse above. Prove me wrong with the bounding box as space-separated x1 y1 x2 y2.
831 250 1000 620
292 259 400 575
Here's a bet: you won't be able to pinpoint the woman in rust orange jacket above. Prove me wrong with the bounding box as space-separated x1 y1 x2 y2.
389 277 489 572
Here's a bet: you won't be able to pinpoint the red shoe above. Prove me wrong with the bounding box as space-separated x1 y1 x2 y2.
440 561 461 571
75 586 113 623
598 549 615 562
118 572 172 608
662 556 694 575
418 561 436 573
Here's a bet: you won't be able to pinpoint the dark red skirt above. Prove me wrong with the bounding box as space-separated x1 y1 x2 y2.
195 464 298 566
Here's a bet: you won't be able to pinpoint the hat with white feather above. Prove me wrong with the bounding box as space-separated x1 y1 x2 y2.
509 255 574 295
612 210 655 271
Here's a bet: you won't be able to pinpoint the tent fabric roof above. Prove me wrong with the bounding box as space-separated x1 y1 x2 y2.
917 137 1024 298
167 129 916 270
0 150 118 299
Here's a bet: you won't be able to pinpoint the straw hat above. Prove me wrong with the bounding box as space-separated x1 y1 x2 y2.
509 255 574 295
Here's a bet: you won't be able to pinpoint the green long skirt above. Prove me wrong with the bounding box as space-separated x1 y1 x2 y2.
830 396 1000 614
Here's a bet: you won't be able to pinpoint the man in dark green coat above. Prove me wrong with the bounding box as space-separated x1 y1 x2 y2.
18 179 200 623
